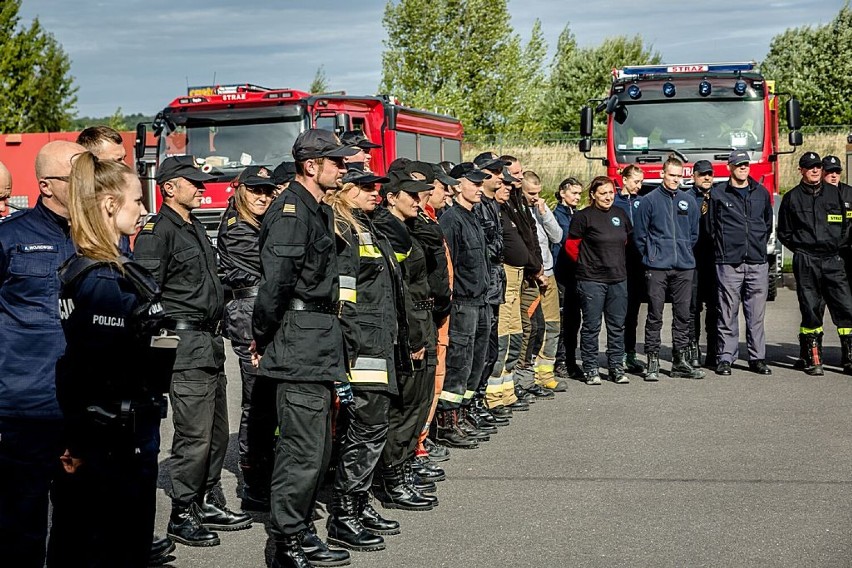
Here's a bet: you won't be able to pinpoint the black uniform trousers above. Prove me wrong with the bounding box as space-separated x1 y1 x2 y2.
270 380 333 538
168 366 229 506
478 303 501 393
383 355 436 468
560 274 582 365
689 264 720 362
623 269 646 354
645 269 694 353
47 415 160 568
333 390 390 495
439 301 490 409
0 418 63 568
793 253 852 331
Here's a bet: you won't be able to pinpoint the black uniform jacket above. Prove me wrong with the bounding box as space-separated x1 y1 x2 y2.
134 204 225 371
474 196 506 307
778 181 848 256
439 203 489 304
252 182 346 383
409 211 452 320
705 178 772 265
336 210 402 394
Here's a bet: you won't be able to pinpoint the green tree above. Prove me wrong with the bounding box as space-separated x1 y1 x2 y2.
107 107 128 131
380 0 547 135
310 65 329 93
762 4 852 126
0 0 78 132
542 26 661 133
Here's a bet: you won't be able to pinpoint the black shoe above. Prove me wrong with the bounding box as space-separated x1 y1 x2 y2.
554 363 570 379
167 503 220 547
715 361 732 376
489 405 512 419
435 409 479 449
272 533 313 568
413 455 446 482
301 530 352 566
526 384 556 399
198 490 252 531
514 385 535 403
375 465 434 511
748 360 772 375
240 488 270 512
671 349 706 379
508 399 530 411
148 535 175 566
327 494 385 552
463 407 498 434
357 493 400 536
424 437 451 461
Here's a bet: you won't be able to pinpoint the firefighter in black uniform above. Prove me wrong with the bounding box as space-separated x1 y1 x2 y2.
689 160 719 368
49 154 178 567
822 155 852 289
777 151 852 376
252 130 357 568
323 165 405 552
134 156 251 548
217 166 277 510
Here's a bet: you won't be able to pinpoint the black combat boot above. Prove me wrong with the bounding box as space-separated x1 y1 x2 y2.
424 437 452 461
375 465 434 511
402 461 439 504
413 454 446 482
457 407 491 441
327 494 385 552
624 352 647 376
271 533 312 568
474 398 508 426
302 524 351 567
644 353 660 382
688 340 701 367
463 405 498 434
671 349 705 379
357 492 400 536
794 334 808 370
801 333 824 376
240 463 271 511
148 535 175 566
167 502 220 547
841 335 852 375
198 489 253 531
435 409 479 449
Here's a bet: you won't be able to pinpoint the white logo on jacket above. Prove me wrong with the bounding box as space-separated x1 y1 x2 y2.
677 200 689 211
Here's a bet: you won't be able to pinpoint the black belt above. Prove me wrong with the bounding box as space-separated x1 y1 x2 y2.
233 286 259 300
413 298 435 311
288 298 340 315
169 319 223 335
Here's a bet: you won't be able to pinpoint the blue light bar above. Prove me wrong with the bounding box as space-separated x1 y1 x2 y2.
619 62 756 77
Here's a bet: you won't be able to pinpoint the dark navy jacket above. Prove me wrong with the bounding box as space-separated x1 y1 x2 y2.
633 186 700 270
552 203 575 283
613 192 642 225
705 178 772 265
0 198 76 419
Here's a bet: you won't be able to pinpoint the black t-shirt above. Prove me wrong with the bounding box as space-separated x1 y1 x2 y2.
568 206 631 283
501 206 533 268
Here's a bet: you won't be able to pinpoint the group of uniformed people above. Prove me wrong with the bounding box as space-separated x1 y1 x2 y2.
0 119 850 568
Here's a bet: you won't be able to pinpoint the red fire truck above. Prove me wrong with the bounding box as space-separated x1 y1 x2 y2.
134 84 464 235
577 61 803 299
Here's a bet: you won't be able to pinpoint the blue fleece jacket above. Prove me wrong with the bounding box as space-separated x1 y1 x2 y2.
633 186 700 270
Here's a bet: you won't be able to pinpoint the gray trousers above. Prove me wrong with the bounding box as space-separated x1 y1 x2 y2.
715 263 768 363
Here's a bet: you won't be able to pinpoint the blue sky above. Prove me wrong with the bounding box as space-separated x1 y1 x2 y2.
18 0 845 117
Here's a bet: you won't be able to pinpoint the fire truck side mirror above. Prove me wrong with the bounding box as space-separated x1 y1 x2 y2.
335 114 351 136
579 106 594 138
578 138 592 153
786 99 802 130
605 95 619 115
135 123 147 161
788 131 803 147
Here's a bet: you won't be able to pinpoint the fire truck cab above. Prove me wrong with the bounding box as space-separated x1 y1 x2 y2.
135 84 464 238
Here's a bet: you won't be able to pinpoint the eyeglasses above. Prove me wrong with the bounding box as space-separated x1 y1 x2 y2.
245 186 275 196
42 175 69 182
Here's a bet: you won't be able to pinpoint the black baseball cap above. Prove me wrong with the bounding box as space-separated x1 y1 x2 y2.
341 163 390 186
473 152 508 173
822 155 842 173
693 160 713 174
501 167 521 184
340 130 381 150
292 129 359 161
432 163 459 187
799 152 822 169
387 157 411 173
156 155 217 185
727 151 750 166
381 170 433 196
449 162 489 183
271 161 296 185
405 161 435 184
235 165 277 189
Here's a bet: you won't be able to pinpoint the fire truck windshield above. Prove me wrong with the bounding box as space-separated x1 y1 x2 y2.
613 99 765 158
158 115 306 177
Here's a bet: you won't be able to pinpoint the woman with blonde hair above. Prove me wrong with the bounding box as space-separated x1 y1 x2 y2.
49 152 178 567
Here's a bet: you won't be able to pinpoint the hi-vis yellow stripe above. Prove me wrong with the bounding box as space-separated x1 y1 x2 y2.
463 389 476 400
439 391 463 403
359 244 382 258
846 211 852 219
339 276 357 303
395 248 411 263
800 326 824 334
350 357 388 384
827 214 842 223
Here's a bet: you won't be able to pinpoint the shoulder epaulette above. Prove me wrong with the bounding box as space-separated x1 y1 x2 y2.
281 199 297 216
140 214 161 233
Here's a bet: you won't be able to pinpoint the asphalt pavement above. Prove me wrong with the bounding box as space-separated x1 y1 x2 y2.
153 287 852 567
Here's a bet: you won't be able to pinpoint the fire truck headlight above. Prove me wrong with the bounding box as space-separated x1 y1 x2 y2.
628 85 642 100
699 81 712 97
734 81 747 96
662 82 676 98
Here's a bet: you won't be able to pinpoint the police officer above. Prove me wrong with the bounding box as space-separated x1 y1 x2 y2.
135 156 251 548
822 155 852 286
252 129 356 568
778 151 852 375
633 156 704 381
0 140 83 568
217 166 278 511
48 152 177 567
689 160 719 368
